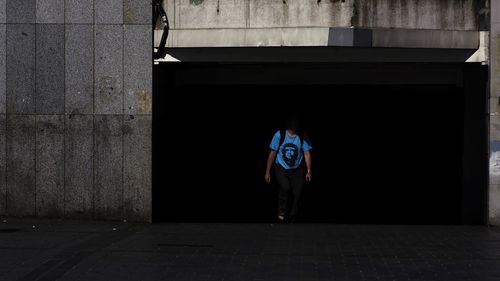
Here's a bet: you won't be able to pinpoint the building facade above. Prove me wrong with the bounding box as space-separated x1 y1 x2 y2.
1 0 500 225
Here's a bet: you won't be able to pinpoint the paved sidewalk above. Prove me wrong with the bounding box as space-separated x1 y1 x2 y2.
0 220 499 280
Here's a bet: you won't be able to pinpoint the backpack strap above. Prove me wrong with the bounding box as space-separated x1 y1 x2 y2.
278 129 286 148
279 130 306 149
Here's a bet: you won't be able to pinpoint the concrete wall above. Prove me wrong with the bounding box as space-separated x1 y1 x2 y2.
157 0 481 49
490 0 500 226
0 0 152 222
161 0 479 30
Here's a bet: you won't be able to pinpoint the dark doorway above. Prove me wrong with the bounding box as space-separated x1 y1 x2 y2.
153 63 487 224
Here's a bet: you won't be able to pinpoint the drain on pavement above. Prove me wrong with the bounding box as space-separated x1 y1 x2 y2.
158 243 213 248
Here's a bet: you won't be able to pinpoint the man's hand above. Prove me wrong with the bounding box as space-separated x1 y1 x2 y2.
304 151 312 182
265 172 271 183
265 150 277 184
305 170 312 182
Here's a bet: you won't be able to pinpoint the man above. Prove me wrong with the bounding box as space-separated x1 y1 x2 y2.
264 117 312 223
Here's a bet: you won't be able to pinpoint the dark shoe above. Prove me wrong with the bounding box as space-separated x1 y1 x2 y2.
285 215 296 224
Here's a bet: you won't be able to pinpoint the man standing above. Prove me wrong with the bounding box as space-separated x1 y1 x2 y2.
265 117 312 223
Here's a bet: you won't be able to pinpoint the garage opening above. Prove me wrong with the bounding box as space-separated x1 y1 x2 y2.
153 62 487 224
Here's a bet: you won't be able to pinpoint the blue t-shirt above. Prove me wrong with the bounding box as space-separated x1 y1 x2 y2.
269 130 312 169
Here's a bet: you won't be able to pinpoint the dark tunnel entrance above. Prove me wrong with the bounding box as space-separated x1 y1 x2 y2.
153 62 487 224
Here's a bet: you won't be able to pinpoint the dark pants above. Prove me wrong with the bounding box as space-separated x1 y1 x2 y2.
275 164 305 218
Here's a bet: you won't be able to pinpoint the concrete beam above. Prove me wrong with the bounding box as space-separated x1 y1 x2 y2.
328 28 372 47
156 28 479 50
372 29 478 49
162 27 329 48
162 63 467 86
159 47 477 64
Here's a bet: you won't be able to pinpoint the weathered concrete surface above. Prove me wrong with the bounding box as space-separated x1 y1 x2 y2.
0 114 5 215
36 24 65 114
65 0 94 23
175 0 247 29
124 25 152 115
94 115 123 220
372 29 478 49
36 0 64 23
123 115 151 222
492 28 500 99
6 24 35 114
95 25 123 114
66 25 94 114
249 0 353 28
160 27 478 49
0 0 5 23
2 0 152 222
65 115 94 219
0 24 5 113
490 0 500 226
158 0 481 51
162 0 478 31
95 0 123 24
124 0 150 24
6 0 35 23
353 0 476 30
6 115 36 217
36 115 64 218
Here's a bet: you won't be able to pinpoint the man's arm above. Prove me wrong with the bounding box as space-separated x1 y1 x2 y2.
304 150 312 182
265 150 277 183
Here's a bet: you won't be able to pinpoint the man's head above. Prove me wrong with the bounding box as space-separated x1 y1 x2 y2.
286 116 301 132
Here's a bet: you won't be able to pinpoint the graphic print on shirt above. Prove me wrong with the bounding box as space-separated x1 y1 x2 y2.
281 143 299 167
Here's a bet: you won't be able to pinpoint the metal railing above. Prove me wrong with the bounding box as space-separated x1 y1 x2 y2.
153 0 169 59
